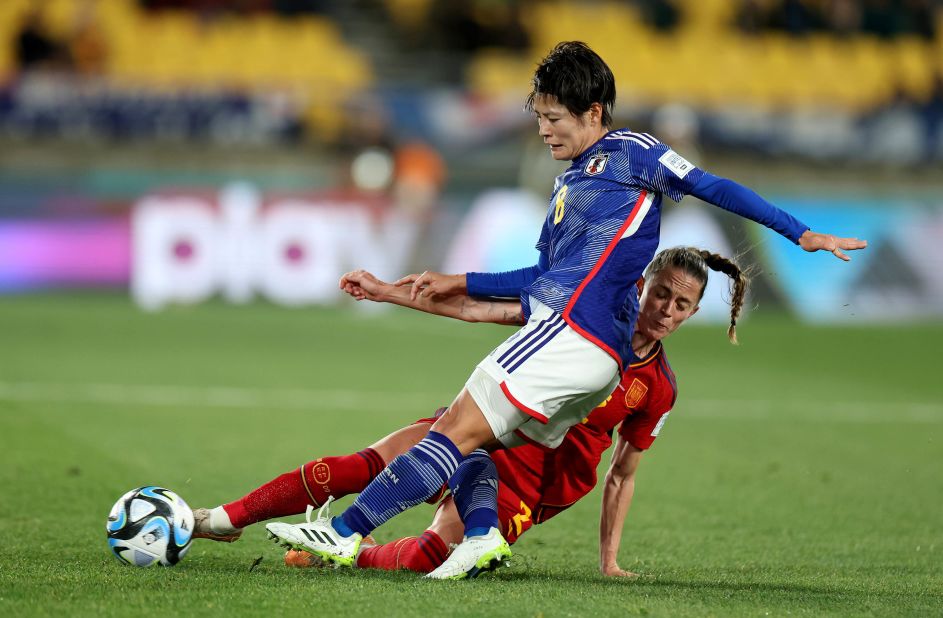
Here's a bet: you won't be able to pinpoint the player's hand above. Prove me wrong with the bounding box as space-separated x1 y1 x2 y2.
798 230 868 261
394 271 467 301
392 273 421 288
339 270 388 302
600 562 639 578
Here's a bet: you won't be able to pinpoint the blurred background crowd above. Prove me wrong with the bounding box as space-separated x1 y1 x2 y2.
1 0 941 322
4 0 943 152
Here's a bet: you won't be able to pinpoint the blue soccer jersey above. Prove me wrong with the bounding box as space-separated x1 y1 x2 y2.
466 128 809 370
527 129 703 368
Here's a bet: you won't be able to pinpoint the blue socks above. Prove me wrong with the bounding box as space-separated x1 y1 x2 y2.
448 449 500 538
332 433 500 541
336 431 462 537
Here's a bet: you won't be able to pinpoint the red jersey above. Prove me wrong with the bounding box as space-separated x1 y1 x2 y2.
493 341 677 541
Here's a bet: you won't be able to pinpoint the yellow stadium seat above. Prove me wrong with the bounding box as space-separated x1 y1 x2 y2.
466 48 533 99
294 16 341 50
36 0 77 40
0 0 374 92
680 0 735 35
891 36 934 99
849 38 896 107
304 98 346 143
383 0 434 31
0 0 32 28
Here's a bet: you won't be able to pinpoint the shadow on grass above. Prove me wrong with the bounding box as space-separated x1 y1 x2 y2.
487 570 938 603
205 552 941 606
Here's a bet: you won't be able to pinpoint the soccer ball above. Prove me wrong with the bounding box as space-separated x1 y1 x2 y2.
106 486 194 567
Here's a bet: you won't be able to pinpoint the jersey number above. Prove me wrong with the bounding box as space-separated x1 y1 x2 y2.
553 185 568 224
511 501 532 536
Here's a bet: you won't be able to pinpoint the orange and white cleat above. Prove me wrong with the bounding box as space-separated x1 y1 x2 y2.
283 534 377 568
284 549 326 568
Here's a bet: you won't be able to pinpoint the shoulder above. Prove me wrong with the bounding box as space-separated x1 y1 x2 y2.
656 346 676 381
576 129 674 185
653 346 678 407
622 344 677 413
604 129 665 153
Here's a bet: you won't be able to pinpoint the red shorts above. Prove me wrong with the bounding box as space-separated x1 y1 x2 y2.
494 446 547 544
496 480 535 544
494 443 586 542
415 410 577 544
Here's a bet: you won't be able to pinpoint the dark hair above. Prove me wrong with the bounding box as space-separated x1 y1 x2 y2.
525 41 615 128
644 247 749 344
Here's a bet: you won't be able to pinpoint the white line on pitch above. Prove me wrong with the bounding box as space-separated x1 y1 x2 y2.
0 381 434 411
0 381 940 424
678 398 943 424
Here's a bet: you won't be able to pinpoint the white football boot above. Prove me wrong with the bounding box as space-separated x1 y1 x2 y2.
284 534 377 568
265 497 362 567
425 527 512 580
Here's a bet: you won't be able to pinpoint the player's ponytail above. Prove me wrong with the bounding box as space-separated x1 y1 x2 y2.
644 247 749 345
696 250 748 345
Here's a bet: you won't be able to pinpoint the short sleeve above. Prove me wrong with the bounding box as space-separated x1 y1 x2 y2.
618 409 671 451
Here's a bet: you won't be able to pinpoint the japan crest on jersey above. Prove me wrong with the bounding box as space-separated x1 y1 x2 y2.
585 153 609 175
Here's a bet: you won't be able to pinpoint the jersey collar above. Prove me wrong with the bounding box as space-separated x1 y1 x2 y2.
571 128 626 167
628 340 663 368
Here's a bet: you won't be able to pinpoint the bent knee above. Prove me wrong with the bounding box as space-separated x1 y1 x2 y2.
430 391 496 453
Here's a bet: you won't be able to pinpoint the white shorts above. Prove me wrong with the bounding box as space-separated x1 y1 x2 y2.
464 297 620 449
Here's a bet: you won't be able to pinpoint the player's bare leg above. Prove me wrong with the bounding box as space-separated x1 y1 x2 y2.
426 497 466 546
365 422 436 461
429 389 504 454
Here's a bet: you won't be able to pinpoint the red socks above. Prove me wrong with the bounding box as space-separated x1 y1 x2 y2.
356 530 449 573
223 448 386 529
220 444 448 573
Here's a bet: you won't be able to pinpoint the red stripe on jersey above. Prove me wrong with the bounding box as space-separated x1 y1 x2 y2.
562 191 650 370
499 381 549 424
559 318 621 370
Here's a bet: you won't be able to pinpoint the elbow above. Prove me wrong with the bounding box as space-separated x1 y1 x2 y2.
605 470 633 489
606 466 637 487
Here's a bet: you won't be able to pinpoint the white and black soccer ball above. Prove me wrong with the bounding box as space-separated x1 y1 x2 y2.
106 486 194 567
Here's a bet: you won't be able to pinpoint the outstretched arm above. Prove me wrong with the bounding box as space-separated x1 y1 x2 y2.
691 173 867 261
395 251 551 301
340 270 525 325
796 229 868 262
599 433 643 578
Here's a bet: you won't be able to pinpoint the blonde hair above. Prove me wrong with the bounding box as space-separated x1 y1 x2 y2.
644 247 749 344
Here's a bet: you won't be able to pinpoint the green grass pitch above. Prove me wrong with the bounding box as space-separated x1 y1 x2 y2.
0 293 940 617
